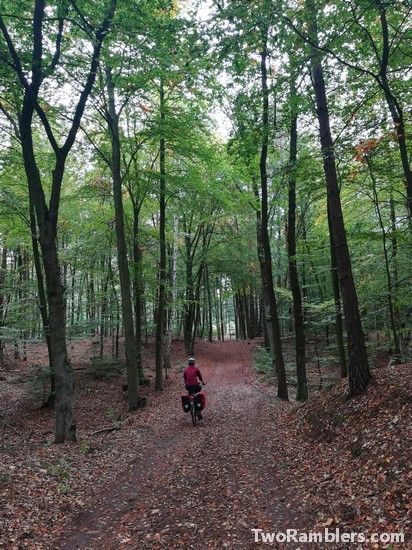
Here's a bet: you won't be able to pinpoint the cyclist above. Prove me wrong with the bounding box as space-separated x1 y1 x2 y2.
183 357 205 419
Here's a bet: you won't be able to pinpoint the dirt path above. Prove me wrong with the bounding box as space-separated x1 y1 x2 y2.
51 341 298 549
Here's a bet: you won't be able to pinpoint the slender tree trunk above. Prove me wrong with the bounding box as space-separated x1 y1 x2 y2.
16 124 55 395
215 284 221 342
183 221 195 354
329 239 347 378
75 275 83 324
206 266 213 342
16 250 24 360
243 289 251 339
19 252 28 360
236 291 246 340
164 214 178 373
99 258 110 358
192 298 202 351
257 36 288 400
107 261 120 358
219 286 224 341
389 195 403 352
0 246 7 365
106 67 140 409
287 108 307 401
306 0 371 396
389 195 398 298
132 202 146 383
155 82 167 391
89 270 96 335
70 254 77 328
375 2 412 219
250 292 258 339
300 215 308 326
233 295 239 340
367 159 401 360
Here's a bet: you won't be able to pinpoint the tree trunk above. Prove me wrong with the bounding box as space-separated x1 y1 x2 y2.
29 192 56 398
1 0 117 441
183 220 195 354
329 238 347 378
219 285 225 341
106 67 140 409
257 37 288 400
206 266 213 342
22 251 30 360
306 0 371 396
250 292 259 339
43 231 76 441
215 283 222 342
0 245 7 365
287 109 307 401
376 3 412 219
155 82 167 391
368 159 401 361
20 105 76 441
236 290 246 340
164 214 178 373
389 195 403 353
99 258 110 358
132 201 146 383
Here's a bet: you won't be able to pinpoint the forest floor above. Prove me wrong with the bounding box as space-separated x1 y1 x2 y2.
0 337 411 549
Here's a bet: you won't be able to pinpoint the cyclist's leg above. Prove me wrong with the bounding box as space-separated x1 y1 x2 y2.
195 385 203 419
186 385 202 423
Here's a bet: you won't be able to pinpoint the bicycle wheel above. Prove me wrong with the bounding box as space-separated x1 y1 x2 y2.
191 402 197 426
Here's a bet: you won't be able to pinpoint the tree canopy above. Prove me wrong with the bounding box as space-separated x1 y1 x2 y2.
1 0 411 438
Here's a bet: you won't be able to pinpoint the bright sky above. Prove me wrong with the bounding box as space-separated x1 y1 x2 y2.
180 0 213 21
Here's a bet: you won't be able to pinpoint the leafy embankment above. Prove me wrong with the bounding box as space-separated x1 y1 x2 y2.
273 363 411 548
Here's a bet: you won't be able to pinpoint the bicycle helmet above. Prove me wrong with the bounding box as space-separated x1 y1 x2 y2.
188 357 195 365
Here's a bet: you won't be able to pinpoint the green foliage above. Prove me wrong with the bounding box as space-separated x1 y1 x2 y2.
50 460 70 478
105 407 120 421
0 0 411 381
252 345 272 375
79 442 93 455
23 365 53 405
49 460 70 494
89 356 123 380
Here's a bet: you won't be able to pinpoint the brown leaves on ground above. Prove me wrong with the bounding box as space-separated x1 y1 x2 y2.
274 363 412 549
0 338 410 549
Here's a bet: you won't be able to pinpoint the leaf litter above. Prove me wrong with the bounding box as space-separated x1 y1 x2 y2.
0 338 410 549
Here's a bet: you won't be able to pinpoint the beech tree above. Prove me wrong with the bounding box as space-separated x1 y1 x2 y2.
305 0 372 396
212 0 289 399
105 66 140 408
286 70 307 401
257 33 288 400
0 0 117 441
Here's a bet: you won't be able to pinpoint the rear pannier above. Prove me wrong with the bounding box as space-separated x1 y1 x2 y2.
195 392 206 411
181 394 191 413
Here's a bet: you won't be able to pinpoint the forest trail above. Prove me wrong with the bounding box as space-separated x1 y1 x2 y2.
51 340 298 550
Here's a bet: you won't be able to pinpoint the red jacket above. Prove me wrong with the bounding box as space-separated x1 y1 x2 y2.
184 365 204 386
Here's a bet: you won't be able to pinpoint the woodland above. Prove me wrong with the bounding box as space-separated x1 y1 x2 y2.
0 0 411 547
